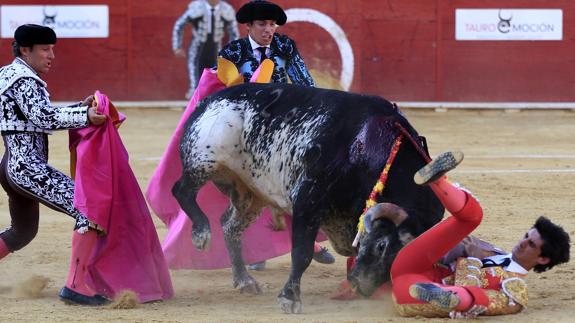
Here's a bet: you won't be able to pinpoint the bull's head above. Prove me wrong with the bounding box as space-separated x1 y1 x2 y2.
347 203 416 297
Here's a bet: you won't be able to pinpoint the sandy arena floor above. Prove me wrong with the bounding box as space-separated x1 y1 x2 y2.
0 108 574 322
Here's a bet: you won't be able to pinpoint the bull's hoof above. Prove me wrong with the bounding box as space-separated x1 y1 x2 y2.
192 227 211 250
234 276 262 295
277 296 302 314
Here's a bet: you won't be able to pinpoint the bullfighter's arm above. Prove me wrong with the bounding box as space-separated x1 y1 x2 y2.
10 78 89 130
442 236 506 265
451 258 526 317
172 2 205 52
172 11 191 51
450 278 526 318
283 38 315 87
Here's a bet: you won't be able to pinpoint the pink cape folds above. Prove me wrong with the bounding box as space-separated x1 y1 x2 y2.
146 67 295 269
69 91 174 302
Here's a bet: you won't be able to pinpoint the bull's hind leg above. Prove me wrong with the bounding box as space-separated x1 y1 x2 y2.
216 181 263 295
172 173 211 250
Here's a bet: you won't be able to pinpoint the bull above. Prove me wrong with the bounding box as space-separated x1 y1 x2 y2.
173 83 444 313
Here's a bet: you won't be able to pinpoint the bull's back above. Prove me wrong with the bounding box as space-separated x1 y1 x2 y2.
183 83 421 213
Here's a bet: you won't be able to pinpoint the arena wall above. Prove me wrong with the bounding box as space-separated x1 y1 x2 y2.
0 0 573 102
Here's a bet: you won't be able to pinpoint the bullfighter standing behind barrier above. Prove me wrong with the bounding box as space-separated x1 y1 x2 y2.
0 24 109 305
219 0 315 86
173 0 239 98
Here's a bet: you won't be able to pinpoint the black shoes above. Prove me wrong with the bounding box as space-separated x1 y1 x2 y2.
59 287 111 306
409 283 460 309
414 151 464 185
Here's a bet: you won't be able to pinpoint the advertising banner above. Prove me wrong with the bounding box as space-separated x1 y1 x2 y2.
1 5 109 38
455 9 562 41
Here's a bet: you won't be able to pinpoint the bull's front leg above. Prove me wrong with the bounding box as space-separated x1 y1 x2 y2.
220 186 262 295
277 208 322 314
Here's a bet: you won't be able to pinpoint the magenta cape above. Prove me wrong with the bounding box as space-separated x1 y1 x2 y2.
146 68 295 269
69 91 174 302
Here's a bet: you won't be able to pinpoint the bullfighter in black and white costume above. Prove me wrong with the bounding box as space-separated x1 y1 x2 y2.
0 24 109 305
218 0 315 86
172 0 239 98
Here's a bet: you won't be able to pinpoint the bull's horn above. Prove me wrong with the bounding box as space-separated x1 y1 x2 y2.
367 203 408 227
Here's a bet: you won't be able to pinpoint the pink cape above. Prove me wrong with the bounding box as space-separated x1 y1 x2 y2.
146 68 296 269
69 92 174 302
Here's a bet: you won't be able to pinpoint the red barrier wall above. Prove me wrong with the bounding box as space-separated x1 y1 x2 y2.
0 0 573 102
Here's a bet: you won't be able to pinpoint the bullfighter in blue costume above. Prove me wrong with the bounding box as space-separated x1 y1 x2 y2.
218 0 315 87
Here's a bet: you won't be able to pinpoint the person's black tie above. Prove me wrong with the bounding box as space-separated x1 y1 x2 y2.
210 8 215 35
256 47 267 63
481 257 511 268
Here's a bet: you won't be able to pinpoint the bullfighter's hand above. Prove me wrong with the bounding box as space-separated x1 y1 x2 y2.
462 236 490 259
81 94 95 107
88 107 107 126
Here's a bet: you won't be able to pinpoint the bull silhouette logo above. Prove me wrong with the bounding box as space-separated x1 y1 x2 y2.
497 9 512 33
43 6 57 27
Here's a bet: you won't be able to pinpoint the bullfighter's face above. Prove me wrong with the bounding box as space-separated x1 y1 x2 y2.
247 20 277 46
20 44 55 74
511 228 550 271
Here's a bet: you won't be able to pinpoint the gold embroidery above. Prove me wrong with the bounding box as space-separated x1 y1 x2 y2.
394 258 528 317
502 277 528 307
454 257 482 287
483 289 524 315
394 302 451 317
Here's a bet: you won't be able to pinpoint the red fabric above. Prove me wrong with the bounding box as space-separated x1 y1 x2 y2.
430 177 467 213
391 191 483 304
69 91 174 302
65 231 98 296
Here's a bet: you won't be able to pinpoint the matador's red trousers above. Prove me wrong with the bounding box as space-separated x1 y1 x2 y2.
390 181 483 305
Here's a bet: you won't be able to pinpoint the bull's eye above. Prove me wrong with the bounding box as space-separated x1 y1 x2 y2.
376 240 387 253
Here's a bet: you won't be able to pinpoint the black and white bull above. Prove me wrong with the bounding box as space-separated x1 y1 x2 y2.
173 83 444 313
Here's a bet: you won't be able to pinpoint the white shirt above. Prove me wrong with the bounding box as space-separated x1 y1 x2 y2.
483 253 528 275
248 35 270 61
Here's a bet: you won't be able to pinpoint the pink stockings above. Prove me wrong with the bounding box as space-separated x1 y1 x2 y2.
429 176 466 214
313 242 322 253
65 230 98 297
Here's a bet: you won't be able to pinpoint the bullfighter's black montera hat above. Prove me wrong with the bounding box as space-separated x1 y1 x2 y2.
236 0 287 25
14 24 57 47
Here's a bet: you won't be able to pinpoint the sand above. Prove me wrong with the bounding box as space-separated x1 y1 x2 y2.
0 108 574 322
